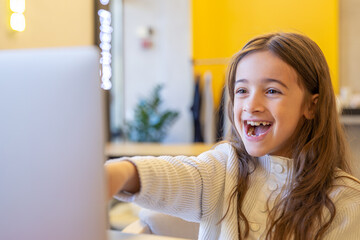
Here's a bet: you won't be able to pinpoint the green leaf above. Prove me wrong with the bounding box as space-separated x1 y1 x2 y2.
124 84 180 142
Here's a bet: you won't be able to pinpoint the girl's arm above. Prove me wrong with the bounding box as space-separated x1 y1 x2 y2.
104 143 235 222
105 160 140 199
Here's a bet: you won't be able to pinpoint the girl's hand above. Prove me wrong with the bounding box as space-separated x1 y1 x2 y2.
105 161 140 200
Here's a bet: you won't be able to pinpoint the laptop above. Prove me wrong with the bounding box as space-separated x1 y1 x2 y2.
0 46 108 240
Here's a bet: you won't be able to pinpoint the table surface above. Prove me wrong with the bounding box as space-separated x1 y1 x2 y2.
105 142 214 158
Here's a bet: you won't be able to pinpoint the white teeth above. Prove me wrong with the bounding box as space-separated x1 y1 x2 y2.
246 121 271 126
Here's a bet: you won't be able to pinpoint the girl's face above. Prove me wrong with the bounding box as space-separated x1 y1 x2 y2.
234 50 310 157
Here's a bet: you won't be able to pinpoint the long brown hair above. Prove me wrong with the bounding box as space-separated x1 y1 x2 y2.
226 32 351 239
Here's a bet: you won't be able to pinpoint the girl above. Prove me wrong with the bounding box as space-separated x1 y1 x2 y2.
106 32 360 240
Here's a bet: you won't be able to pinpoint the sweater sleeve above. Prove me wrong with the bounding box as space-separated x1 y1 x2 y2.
112 143 232 222
323 175 360 239
322 202 360 239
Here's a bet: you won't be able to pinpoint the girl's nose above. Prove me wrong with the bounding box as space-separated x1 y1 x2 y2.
243 94 265 113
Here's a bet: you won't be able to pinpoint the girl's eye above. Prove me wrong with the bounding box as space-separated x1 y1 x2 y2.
236 88 247 94
266 88 281 95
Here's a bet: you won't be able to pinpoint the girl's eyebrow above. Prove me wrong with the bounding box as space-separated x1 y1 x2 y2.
235 78 289 89
235 79 248 84
264 78 289 89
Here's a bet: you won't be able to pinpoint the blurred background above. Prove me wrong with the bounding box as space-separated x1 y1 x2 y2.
1 0 360 144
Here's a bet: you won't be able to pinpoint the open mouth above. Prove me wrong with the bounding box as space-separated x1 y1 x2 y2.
245 120 272 137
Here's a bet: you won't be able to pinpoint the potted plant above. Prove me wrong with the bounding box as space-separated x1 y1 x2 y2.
125 84 179 142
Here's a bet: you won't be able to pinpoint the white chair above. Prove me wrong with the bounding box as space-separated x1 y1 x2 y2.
122 208 199 240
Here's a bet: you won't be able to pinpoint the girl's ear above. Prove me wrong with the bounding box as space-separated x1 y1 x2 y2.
304 94 319 119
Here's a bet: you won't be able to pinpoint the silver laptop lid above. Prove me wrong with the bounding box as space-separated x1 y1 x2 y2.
0 46 107 240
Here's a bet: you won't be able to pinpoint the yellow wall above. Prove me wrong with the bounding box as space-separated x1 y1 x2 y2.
192 0 339 105
0 0 94 49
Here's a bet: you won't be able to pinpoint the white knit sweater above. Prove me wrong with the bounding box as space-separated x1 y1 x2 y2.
114 143 360 239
